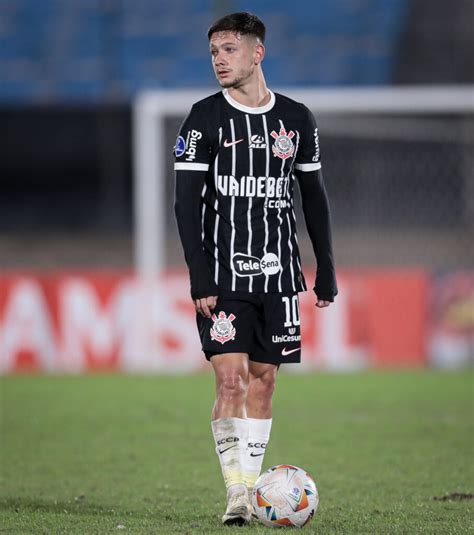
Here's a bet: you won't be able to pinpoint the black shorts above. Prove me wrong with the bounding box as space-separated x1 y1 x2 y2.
196 290 301 365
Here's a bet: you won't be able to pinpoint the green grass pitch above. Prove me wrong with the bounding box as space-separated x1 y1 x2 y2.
1 371 473 534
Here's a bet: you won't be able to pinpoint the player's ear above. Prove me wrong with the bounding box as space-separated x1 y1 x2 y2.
254 41 265 65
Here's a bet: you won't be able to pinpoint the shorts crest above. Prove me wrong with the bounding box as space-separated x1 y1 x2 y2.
210 311 236 344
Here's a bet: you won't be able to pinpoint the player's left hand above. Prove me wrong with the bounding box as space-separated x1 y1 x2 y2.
316 299 331 308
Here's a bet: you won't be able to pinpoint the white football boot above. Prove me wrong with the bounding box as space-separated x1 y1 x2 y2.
222 492 251 525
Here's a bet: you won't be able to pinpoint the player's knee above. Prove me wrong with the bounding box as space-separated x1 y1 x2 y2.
217 372 248 402
252 374 276 400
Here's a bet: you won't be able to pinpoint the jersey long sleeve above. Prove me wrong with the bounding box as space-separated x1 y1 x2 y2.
295 168 338 301
174 104 217 300
293 106 338 301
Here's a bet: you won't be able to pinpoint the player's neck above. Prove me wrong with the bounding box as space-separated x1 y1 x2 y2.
227 72 270 109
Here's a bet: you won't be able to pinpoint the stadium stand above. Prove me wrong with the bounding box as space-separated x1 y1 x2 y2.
0 0 410 101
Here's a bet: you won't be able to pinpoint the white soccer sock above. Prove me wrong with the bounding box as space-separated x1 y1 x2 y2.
244 417 272 490
211 417 249 496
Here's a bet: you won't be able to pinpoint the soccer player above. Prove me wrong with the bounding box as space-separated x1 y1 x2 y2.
174 12 337 525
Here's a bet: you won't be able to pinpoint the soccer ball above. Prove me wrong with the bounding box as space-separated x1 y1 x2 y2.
252 464 319 528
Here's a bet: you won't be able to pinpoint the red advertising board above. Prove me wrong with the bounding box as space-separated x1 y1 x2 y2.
0 269 431 373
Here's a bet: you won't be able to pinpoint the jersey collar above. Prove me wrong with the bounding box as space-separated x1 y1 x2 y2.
222 89 275 114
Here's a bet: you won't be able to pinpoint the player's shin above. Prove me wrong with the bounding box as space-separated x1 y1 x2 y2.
244 417 272 493
211 417 249 497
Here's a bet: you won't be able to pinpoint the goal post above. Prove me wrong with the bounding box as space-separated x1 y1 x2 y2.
133 85 474 279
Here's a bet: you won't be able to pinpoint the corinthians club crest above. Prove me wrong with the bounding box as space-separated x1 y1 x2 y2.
271 127 295 160
210 311 236 345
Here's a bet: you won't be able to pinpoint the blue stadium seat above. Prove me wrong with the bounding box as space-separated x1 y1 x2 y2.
0 0 409 101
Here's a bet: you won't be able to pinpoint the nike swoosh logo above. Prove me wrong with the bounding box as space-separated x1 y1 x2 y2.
218 444 238 454
250 452 265 457
223 138 244 147
281 347 300 357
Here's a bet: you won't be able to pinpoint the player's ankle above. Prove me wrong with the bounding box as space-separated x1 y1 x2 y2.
227 483 247 499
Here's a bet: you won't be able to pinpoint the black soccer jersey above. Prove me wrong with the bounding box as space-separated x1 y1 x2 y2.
174 89 326 295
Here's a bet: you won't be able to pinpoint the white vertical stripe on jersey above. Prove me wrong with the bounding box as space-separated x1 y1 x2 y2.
201 184 207 242
213 127 222 285
286 213 296 291
262 114 270 292
276 120 286 292
230 118 237 291
245 114 254 292
291 132 305 290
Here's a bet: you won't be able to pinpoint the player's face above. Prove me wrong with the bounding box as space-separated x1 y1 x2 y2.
209 31 262 89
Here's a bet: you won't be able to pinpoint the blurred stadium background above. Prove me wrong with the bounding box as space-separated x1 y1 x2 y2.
0 0 473 373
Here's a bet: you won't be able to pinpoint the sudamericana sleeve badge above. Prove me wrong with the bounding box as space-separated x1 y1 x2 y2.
210 311 236 344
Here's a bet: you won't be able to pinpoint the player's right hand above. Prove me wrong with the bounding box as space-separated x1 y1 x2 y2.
194 296 218 318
